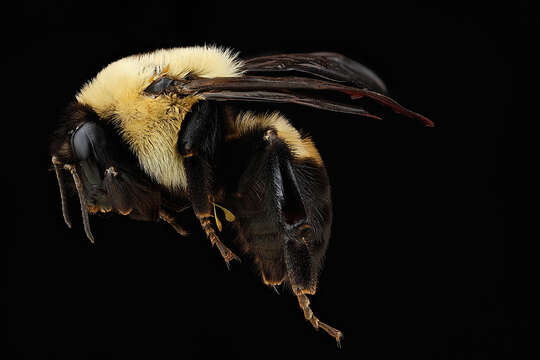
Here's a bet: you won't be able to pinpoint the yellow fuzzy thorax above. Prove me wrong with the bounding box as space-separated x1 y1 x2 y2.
74 46 244 190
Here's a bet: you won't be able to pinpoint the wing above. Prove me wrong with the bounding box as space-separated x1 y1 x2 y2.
243 52 388 94
146 52 433 127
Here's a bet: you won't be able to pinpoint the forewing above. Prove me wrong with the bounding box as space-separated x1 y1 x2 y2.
147 52 433 127
243 52 388 94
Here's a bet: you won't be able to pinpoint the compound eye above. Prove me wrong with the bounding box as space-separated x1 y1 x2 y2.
71 122 106 161
70 122 109 188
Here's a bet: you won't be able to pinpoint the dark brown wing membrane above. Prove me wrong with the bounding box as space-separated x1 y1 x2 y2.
146 52 433 126
171 75 433 126
243 52 388 94
201 90 381 119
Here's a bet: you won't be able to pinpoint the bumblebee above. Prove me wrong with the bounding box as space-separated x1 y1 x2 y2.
50 46 432 346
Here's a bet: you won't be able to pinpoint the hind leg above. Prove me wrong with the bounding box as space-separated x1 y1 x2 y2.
296 292 344 347
284 218 344 346
231 125 342 345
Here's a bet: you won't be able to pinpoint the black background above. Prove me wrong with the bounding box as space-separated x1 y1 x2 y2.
9 1 526 359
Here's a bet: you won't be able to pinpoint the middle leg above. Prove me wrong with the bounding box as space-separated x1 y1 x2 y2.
178 100 240 267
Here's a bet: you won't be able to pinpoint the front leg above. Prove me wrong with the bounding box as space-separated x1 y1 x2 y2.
178 100 240 268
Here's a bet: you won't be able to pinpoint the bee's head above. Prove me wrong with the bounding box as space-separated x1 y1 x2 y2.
50 101 161 243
